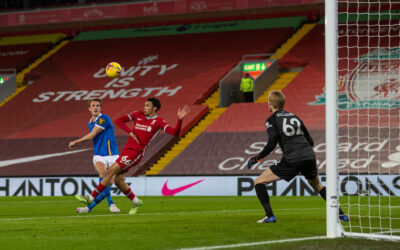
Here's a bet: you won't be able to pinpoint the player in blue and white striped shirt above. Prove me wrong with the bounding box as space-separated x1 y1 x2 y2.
69 98 120 213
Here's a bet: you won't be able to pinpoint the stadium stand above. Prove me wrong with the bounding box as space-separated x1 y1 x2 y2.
0 33 68 108
0 17 304 177
280 20 400 130
159 17 400 176
0 43 54 72
0 33 65 71
147 22 316 175
146 89 226 175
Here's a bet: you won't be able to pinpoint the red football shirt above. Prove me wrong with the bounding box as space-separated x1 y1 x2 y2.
115 111 181 152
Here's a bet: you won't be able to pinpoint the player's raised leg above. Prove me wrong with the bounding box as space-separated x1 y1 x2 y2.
110 149 144 214
90 163 120 201
254 167 280 223
77 163 120 213
94 161 120 212
307 175 349 221
75 161 120 213
114 173 142 215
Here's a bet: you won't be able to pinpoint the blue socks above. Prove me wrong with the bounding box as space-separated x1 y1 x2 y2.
88 200 98 211
104 184 114 206
87 178 114 211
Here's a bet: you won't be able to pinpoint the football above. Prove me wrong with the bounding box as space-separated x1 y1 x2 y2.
105 62 122 78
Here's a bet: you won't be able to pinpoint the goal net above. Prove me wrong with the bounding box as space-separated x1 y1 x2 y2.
328 0 400 240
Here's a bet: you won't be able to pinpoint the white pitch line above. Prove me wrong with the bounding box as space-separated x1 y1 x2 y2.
177 236 327 250
0 148 91 168
0 207 324 221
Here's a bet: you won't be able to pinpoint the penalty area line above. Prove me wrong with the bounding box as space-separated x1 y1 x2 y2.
178 236 327 250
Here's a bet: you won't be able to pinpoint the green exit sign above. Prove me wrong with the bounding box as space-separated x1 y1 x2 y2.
0 77 8 84
242 62 271 72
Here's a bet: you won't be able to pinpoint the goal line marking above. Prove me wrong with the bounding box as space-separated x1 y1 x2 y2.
177 236 326 250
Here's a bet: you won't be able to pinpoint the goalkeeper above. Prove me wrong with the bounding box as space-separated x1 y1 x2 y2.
247 90 349 223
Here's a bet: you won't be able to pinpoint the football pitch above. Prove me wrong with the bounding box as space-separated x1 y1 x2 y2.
0 196 399 249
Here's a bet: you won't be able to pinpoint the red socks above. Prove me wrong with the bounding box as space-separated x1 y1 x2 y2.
123 188 135 201
91 182 106 199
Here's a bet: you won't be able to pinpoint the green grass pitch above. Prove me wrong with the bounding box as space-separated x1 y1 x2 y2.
0 196 398 249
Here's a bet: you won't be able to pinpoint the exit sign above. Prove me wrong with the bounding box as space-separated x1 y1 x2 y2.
0 77 8 84
242 62 272 72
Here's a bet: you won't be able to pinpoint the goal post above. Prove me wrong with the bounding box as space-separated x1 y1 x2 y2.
325 0 340 239
326 0 400 241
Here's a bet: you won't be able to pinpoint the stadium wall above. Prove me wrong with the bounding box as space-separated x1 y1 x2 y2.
0 175 398 197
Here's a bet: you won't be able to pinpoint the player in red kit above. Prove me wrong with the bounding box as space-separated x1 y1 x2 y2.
77 97 191 214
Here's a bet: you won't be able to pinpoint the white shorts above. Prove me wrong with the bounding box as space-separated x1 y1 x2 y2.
93 155 119 169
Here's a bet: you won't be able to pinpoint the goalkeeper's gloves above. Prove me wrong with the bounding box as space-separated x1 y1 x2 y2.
247 157 261 169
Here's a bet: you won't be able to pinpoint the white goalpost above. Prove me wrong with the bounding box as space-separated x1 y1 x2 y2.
325 0 340 239
326 0 400 240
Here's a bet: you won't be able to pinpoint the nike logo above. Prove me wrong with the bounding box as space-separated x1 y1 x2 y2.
161 179 205 196
0 149 91 168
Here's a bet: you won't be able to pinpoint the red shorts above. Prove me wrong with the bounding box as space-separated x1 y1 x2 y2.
116 148 143 171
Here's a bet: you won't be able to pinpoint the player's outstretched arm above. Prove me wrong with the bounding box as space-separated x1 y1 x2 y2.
69 126 103 149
